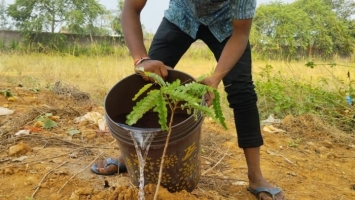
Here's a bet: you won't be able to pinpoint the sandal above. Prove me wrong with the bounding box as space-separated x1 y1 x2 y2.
90 157 127 175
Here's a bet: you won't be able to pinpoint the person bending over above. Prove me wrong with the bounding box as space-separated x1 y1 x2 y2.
91 1 285 199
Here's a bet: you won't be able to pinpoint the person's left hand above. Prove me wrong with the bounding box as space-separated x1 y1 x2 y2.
198 76 221 107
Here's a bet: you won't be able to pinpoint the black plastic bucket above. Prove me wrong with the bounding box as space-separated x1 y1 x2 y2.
105 70 204 192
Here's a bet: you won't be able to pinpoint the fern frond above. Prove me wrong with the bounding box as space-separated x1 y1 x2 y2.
166 79 181 90
132 83 153 101
185 102 218 122
145 72 167 86
211 90 227 129
127 72 227 130
185 82 210 97
153 92 168 131
126 90 161 126
163 87 202 105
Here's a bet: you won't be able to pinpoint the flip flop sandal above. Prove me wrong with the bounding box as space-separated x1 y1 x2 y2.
90 158 127 175
247 187 283 200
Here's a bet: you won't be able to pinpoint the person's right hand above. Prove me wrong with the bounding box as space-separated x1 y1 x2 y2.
134 59 171 82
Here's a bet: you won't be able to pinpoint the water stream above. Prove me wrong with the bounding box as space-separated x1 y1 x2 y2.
129 130 157 200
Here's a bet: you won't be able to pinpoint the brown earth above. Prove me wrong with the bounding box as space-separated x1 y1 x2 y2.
0 84 355 200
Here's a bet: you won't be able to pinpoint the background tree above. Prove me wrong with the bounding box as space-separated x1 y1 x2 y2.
110 0 124 36
323 0 355 20
293 0 353 57
323 0 355 45
0 0 9 29
251 0 354 59
60 11 112 36
251 1 311 59
7 0 106 34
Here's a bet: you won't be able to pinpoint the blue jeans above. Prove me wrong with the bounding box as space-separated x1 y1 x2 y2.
148 17 263 148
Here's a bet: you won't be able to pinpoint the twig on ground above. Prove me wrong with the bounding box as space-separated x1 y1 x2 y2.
31 161 68 198
57 152 104 193
201 155 217 163
201 145 230 176
281 155 297 166
201 145 234 158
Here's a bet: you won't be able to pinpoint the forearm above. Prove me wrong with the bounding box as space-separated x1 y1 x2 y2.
121 0 147 61
210 19 252 87
213 34 249 84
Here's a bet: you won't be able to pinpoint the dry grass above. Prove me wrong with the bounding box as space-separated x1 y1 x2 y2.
1 51 354 120
253 59 355 91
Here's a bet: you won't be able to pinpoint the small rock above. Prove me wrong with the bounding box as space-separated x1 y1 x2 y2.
321 140 333 148
49 193 63 199
54 170 68 175
327 152 338 159
81 129 97 140
68 152 78 159
315 146 327 154
319 154 327 159
8 142 32 156
79 120 89 127
307 142 315 146
4 168 14 175
232 181 247 186
49 115 60 121
14 130 30 136
0 107 15 116
78 187 93 195
287 172 297 176
70 187 94 199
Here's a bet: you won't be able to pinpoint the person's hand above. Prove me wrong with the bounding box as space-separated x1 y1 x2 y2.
135 59 172 82
198 76 222 107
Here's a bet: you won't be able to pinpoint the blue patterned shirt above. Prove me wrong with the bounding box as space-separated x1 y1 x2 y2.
164 0 256 42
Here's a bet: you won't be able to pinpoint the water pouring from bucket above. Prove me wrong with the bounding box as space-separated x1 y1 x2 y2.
105 70 227 199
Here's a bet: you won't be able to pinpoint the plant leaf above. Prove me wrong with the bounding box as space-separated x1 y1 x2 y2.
132 83 153 101
163 86 202 105
153 92 168 131
43 119 58 129
37 116 45 122
45 113 53 117
126 90 161 126
211 90 227 129
146 72 166 86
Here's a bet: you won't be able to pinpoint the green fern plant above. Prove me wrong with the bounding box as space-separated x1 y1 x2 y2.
126 72 227 130
125 70 227 200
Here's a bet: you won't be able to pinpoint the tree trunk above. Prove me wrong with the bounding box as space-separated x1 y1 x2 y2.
308 45 313 58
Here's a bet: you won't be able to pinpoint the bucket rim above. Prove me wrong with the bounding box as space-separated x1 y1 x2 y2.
114 122 161 132
104 69 200 132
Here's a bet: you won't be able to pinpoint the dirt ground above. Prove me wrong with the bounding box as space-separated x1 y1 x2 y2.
0 84 355 200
